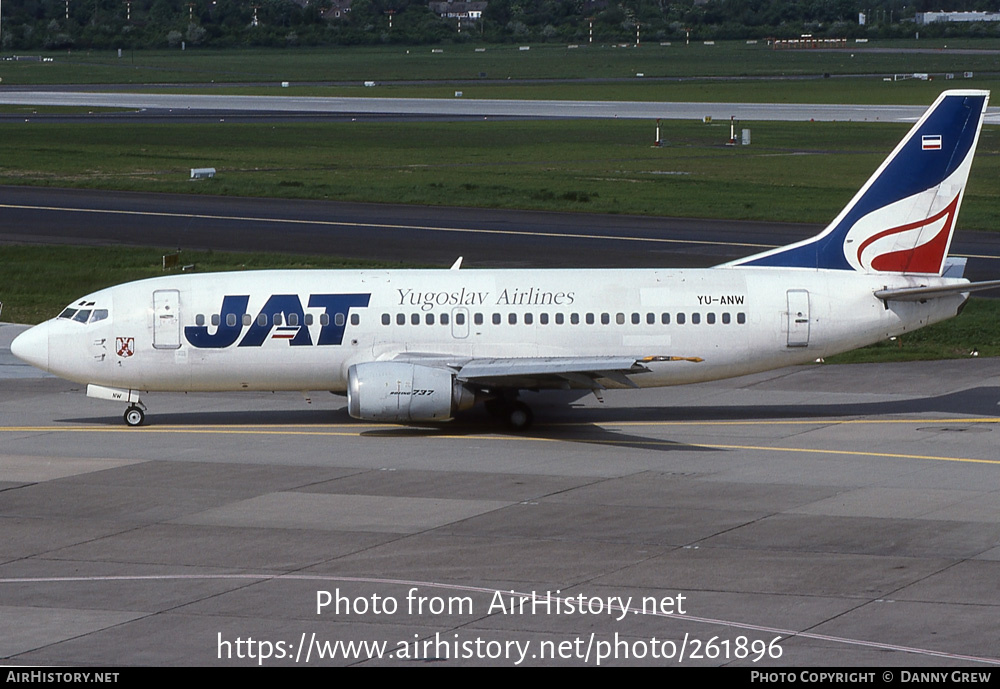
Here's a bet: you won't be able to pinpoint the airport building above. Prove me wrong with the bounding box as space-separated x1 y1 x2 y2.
915 11 1000 24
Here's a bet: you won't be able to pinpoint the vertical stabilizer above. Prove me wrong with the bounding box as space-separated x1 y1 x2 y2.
730 90 989 275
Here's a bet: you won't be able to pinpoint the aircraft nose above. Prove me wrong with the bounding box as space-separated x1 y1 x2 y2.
10 324 50 372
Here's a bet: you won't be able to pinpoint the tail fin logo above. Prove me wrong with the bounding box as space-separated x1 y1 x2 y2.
853 194 958 274
921 134 943 151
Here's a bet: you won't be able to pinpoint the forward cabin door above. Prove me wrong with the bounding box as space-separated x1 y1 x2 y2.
786 289 810 348
152 289 181 350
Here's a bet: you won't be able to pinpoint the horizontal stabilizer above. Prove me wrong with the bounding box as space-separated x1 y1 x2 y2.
874 279 1000 302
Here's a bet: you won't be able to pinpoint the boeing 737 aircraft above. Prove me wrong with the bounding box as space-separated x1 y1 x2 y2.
11 90 1000 429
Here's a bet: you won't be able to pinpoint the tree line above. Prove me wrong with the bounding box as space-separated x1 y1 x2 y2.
3 0 998 51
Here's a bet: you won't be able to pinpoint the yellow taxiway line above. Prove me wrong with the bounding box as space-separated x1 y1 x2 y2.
1 417 998 465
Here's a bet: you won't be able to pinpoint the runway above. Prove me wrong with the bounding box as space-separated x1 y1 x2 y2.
2 323 1000 666
3 91 1000 124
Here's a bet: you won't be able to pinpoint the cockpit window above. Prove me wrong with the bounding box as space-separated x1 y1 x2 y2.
58 306 109 324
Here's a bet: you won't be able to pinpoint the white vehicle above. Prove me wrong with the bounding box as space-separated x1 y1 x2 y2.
12 90 999 429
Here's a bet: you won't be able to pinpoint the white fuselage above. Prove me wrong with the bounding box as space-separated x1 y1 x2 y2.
26 267 967 393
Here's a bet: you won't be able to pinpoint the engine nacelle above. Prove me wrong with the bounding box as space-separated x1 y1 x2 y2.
347 362 477 423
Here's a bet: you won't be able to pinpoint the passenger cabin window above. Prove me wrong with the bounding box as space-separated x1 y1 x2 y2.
350 314 359 326
382 314 391 325
228 314 239 328
242 314 252 326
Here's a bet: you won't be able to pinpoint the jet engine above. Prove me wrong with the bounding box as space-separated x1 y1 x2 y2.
347 362 477 423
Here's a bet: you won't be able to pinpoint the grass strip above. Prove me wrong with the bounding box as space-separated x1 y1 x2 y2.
1 119 998 229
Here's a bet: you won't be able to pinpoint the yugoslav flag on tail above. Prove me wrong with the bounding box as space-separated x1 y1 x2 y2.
729 90 989 276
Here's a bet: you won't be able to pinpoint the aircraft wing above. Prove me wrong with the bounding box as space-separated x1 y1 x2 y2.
392 354 703 390
874 279 1000 302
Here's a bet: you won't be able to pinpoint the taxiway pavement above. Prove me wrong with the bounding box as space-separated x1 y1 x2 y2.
4 186 1000 284
2 322 999 666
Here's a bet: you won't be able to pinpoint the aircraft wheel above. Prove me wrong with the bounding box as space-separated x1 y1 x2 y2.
507 402 534 431
484 398 508 418
124 405 145 427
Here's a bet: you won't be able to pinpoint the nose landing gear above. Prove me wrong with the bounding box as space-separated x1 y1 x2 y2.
124 404 146 427
86 385 148 427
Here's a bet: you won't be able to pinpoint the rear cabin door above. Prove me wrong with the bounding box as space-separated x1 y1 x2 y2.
786 289 810 348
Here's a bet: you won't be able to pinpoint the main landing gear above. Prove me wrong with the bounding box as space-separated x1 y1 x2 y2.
485 397 535 431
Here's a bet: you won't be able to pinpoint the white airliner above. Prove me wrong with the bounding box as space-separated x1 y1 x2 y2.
11 90 1000 429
